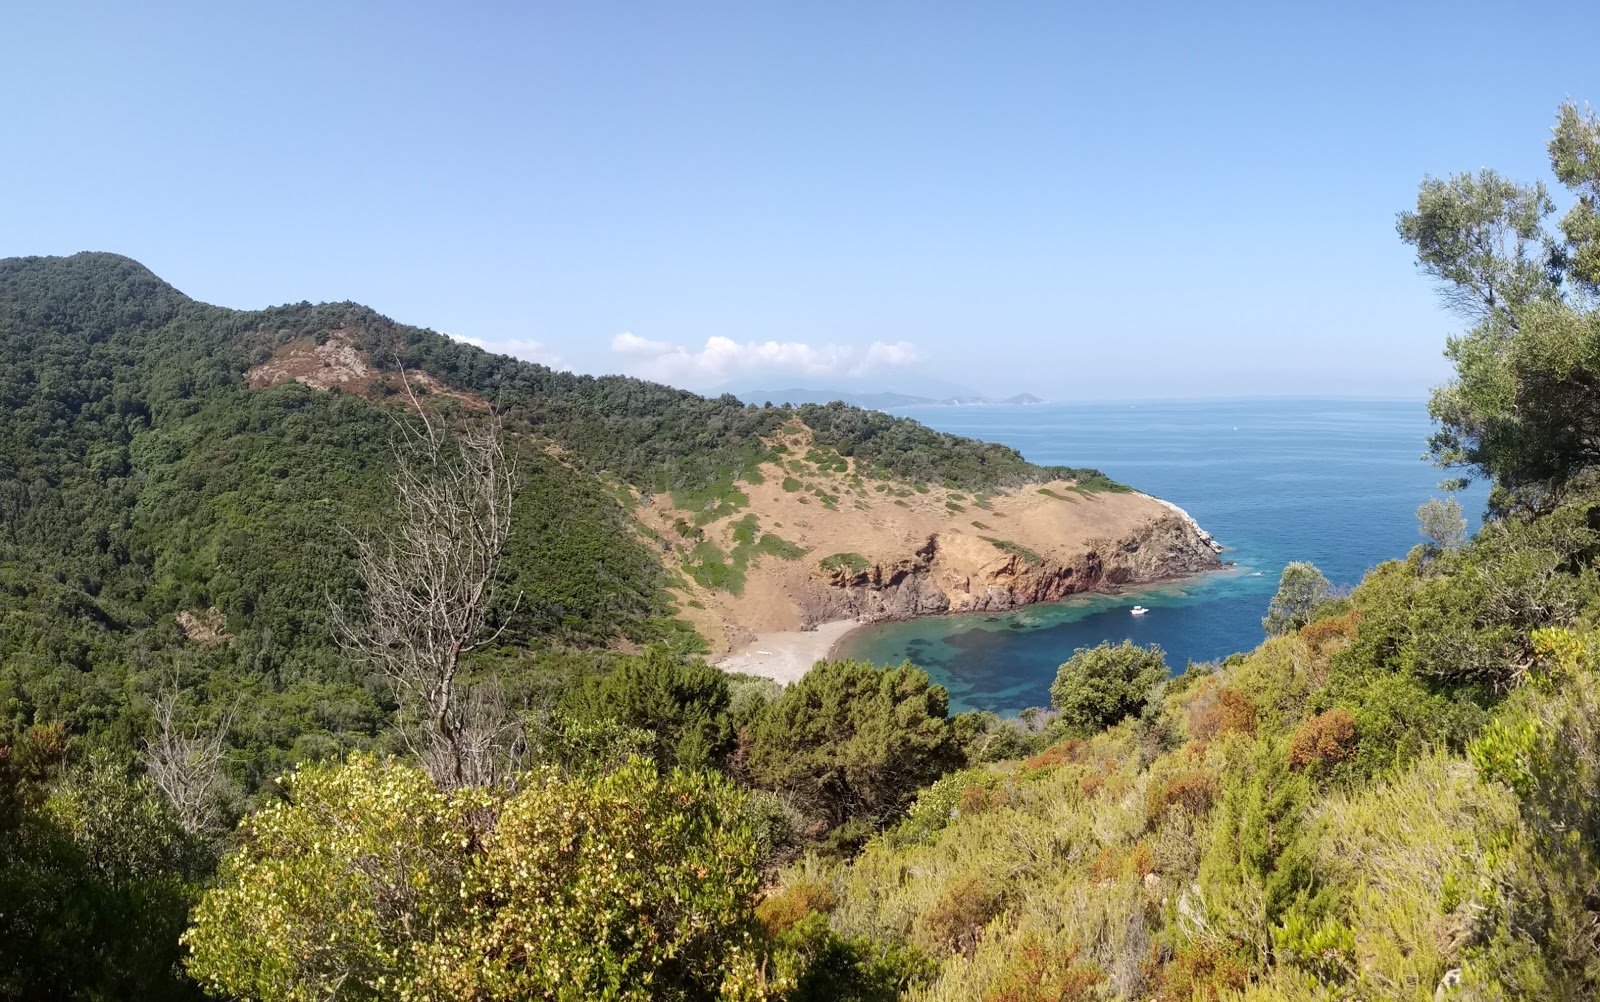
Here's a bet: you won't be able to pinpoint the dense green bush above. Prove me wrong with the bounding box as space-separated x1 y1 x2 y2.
745 660 959 842
185 754 770 1002
0 728 204 1001
558 645 735 772
1262 561 1336 636
1048 640 1167 736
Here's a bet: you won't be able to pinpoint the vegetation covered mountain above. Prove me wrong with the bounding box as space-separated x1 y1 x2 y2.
0 251 1122 764
6 99 1600 1002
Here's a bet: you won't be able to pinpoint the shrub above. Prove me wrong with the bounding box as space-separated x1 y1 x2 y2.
1024 738 1083 770
185 755 767 1002
756 880 837 936
981 537 1044 566
745 660 959 836
1146 769 1219 828
1187 685 1257 740
1289 707 1359 770
1050 641 1168 736
1263 562 1335 636
982 938 1104 1002
820 552 871 574
754 532 808 560
559 645 734 772
1150 943 1250 1001
959 783 1000 816
887 769 1000 848
774 912 934 1002
920 874 1006 955
953 711 1035 764
683 540 745 593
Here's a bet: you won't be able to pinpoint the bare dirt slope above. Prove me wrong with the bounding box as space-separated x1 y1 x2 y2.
246 328 485 408
634 424 1223 655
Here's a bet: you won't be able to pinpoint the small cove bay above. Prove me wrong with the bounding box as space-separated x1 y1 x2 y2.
835 398 1486 714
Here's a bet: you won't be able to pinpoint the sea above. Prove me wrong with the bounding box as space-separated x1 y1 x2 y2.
834 398 1487 715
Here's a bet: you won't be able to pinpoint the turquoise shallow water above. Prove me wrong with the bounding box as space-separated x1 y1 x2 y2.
835 399 1487 715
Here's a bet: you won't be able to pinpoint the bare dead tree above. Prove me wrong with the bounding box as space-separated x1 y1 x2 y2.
332 381 521 789
145 689 234 834
436 679 529 789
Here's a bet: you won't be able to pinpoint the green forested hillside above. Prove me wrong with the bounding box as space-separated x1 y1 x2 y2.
0 252 1101 769
7 99 1600 1002
0 252 1108 999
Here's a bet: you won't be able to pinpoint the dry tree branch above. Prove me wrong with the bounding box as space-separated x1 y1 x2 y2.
144 688 235 834
331 404 523 789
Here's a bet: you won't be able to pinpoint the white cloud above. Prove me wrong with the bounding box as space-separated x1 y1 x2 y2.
609 332 920 386
449 333 564 370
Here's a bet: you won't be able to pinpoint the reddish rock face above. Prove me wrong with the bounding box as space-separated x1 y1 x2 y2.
806 513 1224 626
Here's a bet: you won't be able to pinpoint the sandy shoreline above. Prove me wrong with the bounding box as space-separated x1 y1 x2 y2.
713 619 863 684
713 567 1243 685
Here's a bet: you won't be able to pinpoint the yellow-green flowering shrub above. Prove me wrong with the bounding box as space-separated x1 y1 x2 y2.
462 758 766 1000
184 754 493 1001
185 754 771 1001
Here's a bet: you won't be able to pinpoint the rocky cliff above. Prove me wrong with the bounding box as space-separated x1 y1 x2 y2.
636 424 1226 654
803 509 1223 624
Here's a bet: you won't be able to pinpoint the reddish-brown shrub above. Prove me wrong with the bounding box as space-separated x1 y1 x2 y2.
1079 773 1105 799
960 784 998 816
1145 770 1219 827
1128 840 1156 877
755 880 836 935
1216 688 1257 735
1186 686 1255 741
1289 707 1358 770
983 938 1104 1002
1151 943 1250 1001
1025 739 1083 770
1089 845 1123 882
921 874 1007 956
1300 609 1363 647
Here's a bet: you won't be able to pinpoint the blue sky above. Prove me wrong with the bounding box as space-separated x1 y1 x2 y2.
2 1 1589 398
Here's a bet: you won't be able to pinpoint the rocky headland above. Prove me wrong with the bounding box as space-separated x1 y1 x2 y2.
632 425 1225 674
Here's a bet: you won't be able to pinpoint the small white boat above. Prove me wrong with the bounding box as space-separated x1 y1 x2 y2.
1130 605 1149 616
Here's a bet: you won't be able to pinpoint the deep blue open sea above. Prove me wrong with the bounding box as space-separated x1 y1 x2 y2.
835 399 1487 715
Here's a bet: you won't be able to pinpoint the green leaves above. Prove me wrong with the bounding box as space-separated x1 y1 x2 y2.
1400 102 1600 509
1048 640 1166 736
745 660 958 839
184 754 770 1002
1551 101 1600 292
1397 169 1556 323
1262 562 1334 637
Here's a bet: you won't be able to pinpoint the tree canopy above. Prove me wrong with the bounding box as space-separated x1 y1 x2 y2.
744 660 958 840
1399 102 1600 512
1048 640 1167 735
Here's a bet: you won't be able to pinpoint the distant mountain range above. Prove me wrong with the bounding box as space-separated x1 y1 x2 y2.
733 388 1048 409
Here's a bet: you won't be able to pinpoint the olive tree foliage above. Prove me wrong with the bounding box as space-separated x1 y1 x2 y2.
184 754 772 1002
1048 640 1168 736
1417 496 1468 553
1263 562 1334 637
331 395 523 790
1399 101 1600 513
